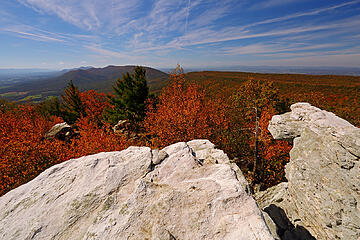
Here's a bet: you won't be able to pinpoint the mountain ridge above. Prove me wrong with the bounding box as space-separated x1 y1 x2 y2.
0 65 169 102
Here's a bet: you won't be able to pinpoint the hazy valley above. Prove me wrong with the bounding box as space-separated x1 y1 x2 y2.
1 65 360 103
0 66 169 102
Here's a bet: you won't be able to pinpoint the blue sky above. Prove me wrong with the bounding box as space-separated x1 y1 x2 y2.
0 0 360 69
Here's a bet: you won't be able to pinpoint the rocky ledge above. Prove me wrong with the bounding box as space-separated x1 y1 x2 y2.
0 140 273 240
256 103 360 240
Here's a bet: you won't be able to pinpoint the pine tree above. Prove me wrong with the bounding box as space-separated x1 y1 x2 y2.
37 96 62 119
61 80 85 124
107 66 149 125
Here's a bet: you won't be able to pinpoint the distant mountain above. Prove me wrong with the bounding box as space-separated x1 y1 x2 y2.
48 65 168 93
176 66 360 76
58 66 94 74
0 69 62 87
0 68 56 76
0 65 169 102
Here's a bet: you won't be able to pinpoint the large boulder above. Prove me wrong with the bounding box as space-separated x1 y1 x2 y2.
256 103 360 240
0 140 273 240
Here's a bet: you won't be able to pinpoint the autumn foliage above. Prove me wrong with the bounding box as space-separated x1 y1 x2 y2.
1 67 358 196
0 91 135 196
144 66 229 147
257 108 292 186
79 90 112 125
0 105 63 195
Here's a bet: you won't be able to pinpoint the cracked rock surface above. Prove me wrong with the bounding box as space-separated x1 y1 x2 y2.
0 140 273 240
256 103 360 240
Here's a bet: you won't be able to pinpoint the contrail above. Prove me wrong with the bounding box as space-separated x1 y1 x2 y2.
185 0 191 34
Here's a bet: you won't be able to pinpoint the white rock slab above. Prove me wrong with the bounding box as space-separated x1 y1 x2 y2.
0 140 273 240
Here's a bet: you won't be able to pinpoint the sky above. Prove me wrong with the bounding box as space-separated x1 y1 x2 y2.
0 0 360 69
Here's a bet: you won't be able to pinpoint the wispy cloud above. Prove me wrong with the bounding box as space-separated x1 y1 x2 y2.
17 0 142 31
151 16 360 50
126 1 360 53
16 0 237 49
1 23 100 45
85 44 130 58
256 51 360 67
245 0 360 28
84 44 145 62
0 8 13 20
3 26 66 42
222 43 341 55
250 0 305 9
190 5 229 28
184 0 191 33
2 0 360 68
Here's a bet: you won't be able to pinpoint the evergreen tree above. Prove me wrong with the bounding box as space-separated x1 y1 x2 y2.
61 80 85 124
37 96 62 119
107 66 149 124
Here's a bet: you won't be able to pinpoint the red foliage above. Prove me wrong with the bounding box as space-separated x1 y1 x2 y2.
0 90 136 196
79 90 112 125
0 105 63 195
70 117 133 157
144 67 229 147
0 74 298 195
257 108 292 186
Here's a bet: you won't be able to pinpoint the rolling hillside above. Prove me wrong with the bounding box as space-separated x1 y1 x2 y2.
0 66 169 102
185 71 360 126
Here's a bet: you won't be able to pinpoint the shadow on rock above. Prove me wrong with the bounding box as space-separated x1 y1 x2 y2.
264 204 316 240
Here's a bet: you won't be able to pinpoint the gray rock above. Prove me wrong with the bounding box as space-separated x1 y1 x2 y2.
268 102 355 140
257 103 360 240
44 122 77 141
0 140 273 240
113 120 131 134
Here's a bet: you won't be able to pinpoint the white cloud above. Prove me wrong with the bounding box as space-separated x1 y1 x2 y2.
3 26 66 42
164 14 360 49
84 44 145 62
222 43 342 55
116 0 360 53
157 25 341 49
1 23 102 45
245 0 360 29
250 0 304 9
256 52 360 67
8 0 360 68
191 5 228 28
17 0 142 31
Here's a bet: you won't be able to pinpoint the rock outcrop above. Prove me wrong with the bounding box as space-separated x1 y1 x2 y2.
113 120 131 134
44 122 77 141
0 140 273 240
256 103 360 240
